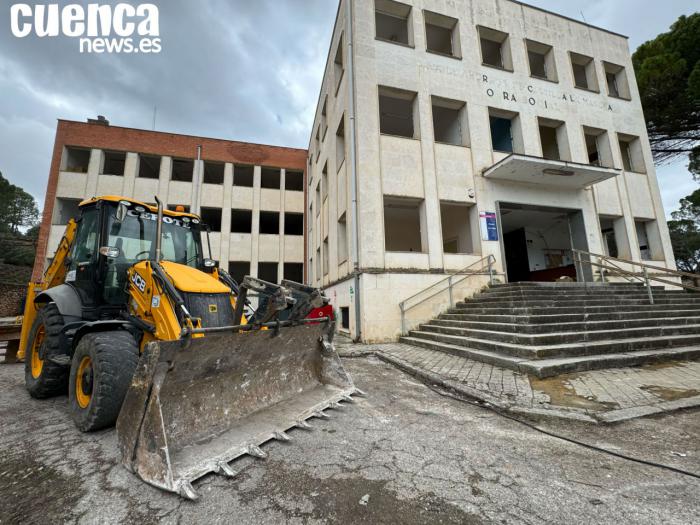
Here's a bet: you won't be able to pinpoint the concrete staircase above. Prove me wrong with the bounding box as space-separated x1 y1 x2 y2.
400 282 700 378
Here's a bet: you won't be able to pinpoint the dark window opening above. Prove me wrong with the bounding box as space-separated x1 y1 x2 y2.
283 263 304 283
284 213 304 235
203 161 225 184
285 170 304 191
261 168 281 189
489 116 513 153
528 51 547 78
200 207 222 232
64 147 90 173
526 39 556 81
478 26 510 69
334 36 344 92
234 165 254 187
379 86 417 138
375 0 411 45
230 209 253 233
53 198 81 225
336 116 346 169
102 151 126 176
340 306 350 330
228 261 250 284
570 52 597 91
172 158 194 182
138 155 160 179
424 11 458 57
259 211 280 234
539 125 560 160
258 262 278 283
585 133 600 165
432 97 467 146
384 196 423 252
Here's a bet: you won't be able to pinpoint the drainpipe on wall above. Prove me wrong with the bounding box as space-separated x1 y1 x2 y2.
345 0 362 342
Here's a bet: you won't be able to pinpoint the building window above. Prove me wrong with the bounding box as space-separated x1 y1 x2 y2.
635 220 661 261
488 108 522 154
171 158 194 182
599 216 623 258
583 127 613 168
478 26 512 70
424 10 460 58
63 147 90 173
200 207 222 232
230 209 253 233
322 162 328 201
101 151 126 176
283 263 304 283
384 196 424 252
259 211 280 234
337 213 348 263
227 261 250 284
285 170 304 191
538 118 570 161
570 52 598 91
526 39 557 81
261 167 281 189
618 134 645 173
138 155 160 179
432 96 468 146
284 213 304 236
334 34 344 93
52 198 81 225
314 126 321 161
315 248 321 283
203 161 225 184
323 237 329 275
378 86 418 138
375 0 412 46
315 183 321 215
340 306 350 330
440 202 473 254
321 96 328 140
233 165 254 187
258 262 278 283
336 116 346 170
603 61 630 100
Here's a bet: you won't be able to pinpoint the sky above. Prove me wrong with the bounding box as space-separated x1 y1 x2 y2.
0 0 697 216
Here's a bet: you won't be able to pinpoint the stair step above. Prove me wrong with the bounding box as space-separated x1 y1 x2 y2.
398 337 700 378
439 309 700 324
407 330 700 359
448 303 700 316
428 316 700 334
455 297 700 308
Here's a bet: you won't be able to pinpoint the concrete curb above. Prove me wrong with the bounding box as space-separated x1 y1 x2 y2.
345 350 700 424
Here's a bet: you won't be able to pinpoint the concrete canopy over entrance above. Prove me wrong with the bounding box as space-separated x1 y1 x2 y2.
484 154 620 189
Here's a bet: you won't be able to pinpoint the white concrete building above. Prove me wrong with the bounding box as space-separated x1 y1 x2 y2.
307 0 675 342
34 119 308 286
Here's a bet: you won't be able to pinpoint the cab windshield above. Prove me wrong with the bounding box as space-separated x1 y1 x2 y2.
106 204 203 267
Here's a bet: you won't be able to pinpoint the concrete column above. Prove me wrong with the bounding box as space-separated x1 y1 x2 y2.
251 165 261 278
219 163 234 265
416 91 444 269
191 160 203 214
519 115 541 157
85 149 102 197
122 152 138 197
158 156 172 205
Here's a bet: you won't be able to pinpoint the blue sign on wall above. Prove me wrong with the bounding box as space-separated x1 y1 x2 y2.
480 211 499 241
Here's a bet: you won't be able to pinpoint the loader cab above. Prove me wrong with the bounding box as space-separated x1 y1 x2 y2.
68 197 206 314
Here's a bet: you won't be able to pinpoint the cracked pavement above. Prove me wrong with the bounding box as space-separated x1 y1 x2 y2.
0 356 698 524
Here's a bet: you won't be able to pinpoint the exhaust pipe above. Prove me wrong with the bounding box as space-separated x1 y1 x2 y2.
154 196 163 262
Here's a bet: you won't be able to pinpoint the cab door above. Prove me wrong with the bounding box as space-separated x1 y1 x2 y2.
65 206 100 305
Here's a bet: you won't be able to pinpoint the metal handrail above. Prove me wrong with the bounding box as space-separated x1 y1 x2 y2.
571 249 700 305
399 254 498 335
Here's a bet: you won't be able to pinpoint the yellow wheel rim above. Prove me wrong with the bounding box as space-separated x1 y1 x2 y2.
76 356 93 409
30 326 45 379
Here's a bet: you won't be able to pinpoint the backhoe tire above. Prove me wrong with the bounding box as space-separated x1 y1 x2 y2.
25 303 69 399
69 331 139 432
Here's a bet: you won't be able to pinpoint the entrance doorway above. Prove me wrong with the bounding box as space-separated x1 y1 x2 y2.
498 203 589 282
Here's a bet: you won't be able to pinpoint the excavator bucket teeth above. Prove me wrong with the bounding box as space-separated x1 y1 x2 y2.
116 321 354 498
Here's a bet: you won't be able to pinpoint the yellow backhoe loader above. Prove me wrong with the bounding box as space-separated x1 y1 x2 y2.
18 195 359 499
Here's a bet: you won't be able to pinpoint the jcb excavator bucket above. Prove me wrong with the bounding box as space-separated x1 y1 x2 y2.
116 321 359 499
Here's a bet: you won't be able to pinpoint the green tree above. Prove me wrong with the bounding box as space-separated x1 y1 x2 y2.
633 14 700 166
0 171 39 233
668 189 700 273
